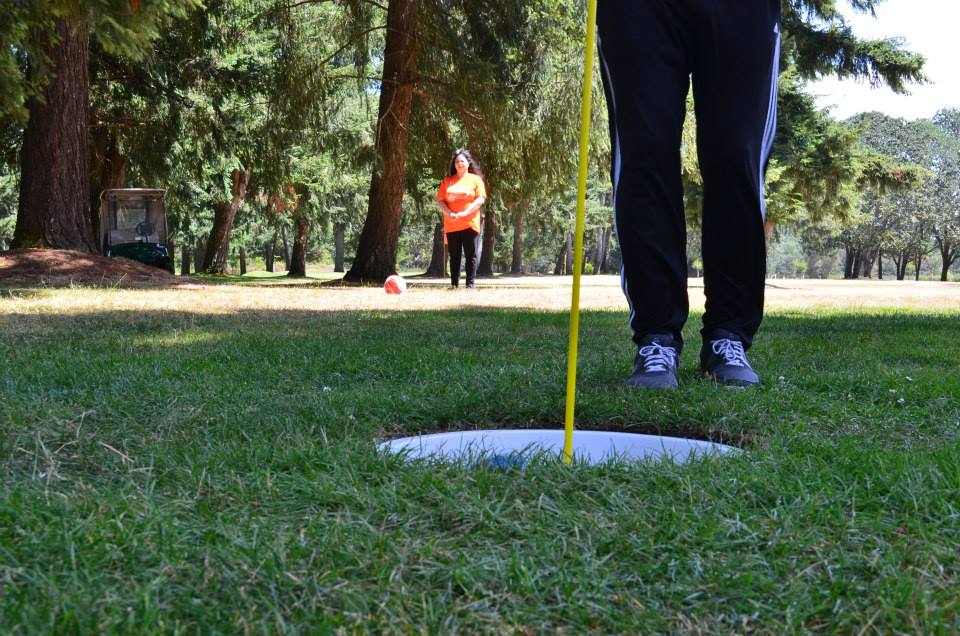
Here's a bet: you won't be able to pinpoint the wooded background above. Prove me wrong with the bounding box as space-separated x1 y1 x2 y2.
1 0 957 281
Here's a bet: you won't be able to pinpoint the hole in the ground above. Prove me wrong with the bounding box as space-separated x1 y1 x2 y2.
573 422 756 450
382 422 756 451
379 425 750 466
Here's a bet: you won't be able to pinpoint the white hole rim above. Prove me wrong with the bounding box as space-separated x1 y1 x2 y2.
379 429 741 466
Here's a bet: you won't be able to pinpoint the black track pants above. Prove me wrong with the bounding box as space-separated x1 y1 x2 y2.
447 229 478 288
597 0 780 351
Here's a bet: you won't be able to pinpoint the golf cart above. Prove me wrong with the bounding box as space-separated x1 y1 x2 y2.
99 188 174 273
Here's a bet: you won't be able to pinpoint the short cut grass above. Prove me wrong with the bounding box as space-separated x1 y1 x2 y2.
1 282 959 634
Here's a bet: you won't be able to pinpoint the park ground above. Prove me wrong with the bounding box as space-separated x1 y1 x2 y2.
1 250 960 633
2 247 958 312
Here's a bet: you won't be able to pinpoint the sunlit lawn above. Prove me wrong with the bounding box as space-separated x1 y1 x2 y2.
1 279 959 633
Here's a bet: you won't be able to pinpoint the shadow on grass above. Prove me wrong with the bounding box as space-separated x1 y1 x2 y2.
0 288 47 299
0 272 346 290
187 272 336 287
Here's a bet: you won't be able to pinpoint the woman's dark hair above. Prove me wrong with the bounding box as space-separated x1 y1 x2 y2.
448 148 484 178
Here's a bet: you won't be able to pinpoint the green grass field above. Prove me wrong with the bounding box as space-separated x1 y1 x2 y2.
2 282 959 634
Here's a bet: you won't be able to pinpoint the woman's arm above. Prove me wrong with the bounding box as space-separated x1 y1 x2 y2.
454 196 486 220
436 200 455 219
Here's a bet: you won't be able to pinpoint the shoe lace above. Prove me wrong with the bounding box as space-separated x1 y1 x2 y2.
638 343 677 373
711 339 750 368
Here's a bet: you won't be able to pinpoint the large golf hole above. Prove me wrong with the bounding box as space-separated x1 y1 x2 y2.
380 429 740 466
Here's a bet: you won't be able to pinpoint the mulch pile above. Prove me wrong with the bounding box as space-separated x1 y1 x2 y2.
0 248 190 288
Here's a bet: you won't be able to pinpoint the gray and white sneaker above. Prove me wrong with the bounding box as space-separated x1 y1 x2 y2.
700 331 759 387
627 334 679 389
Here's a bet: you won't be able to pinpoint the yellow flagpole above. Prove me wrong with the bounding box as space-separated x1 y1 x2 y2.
563 0 598 464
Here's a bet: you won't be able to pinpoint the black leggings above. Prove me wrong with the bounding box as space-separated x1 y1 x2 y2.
598 0 780 349
447 229 479 288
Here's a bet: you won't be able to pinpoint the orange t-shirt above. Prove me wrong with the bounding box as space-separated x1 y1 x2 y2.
436 173 486 234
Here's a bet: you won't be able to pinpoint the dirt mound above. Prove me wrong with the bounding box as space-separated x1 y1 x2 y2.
0 248 189 288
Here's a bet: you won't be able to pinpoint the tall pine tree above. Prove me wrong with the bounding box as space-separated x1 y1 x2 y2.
9 0 196 251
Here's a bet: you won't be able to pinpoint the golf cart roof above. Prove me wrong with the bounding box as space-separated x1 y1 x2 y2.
100 188 167 199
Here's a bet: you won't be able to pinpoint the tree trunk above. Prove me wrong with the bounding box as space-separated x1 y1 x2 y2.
89 125 127 245
893 251 907 280
763 218 775 246
477 208 498 277
940 245 956 281
265 231 276 272
554 239 567 275
281 225 291 270
344 0 418 283
475 219 484 267
425 222 446 276
510 205 525 274
914 253 923 281
239 246 246 275
593 228 602 274
194 237 205 272
565 232 574 275
167 233 177 274
861 247 876 278
593 226 609 274
288 212 309 277
877 249 883 280
13 16 95 251
203 168 251 274
204 201 233 272
843 246 855 279
844 246 864 280
180 244 191 275
334 223 346 272
600 226 613 273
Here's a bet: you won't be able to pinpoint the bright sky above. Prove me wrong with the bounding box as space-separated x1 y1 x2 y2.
808 0 960 121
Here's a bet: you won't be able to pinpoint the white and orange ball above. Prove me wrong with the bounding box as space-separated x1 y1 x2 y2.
384 274 407 294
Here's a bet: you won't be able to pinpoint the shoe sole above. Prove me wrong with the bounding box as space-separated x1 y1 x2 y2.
626 375 679 389
702 370 758 388
626 382 679 390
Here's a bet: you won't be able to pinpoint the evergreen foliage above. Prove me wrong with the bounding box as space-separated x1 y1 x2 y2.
1 0 954 280
1 0 199 127
784 0 925 90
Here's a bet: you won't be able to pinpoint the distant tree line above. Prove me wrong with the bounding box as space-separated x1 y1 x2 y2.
3 0 956 282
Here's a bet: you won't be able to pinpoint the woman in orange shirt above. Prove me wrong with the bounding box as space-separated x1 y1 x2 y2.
435 148 487 288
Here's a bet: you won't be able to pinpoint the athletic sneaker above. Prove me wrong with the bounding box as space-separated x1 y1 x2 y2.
700 330 760 387
627 334 679 389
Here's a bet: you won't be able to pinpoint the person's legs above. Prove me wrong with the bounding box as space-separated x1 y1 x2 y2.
597 0 693 352
463 229 479 288
598 0 692 387
692 0 779 348
690 0 780 384
447 231 464 287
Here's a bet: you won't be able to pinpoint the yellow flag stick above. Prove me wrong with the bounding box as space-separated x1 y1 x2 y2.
563 0 598 464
